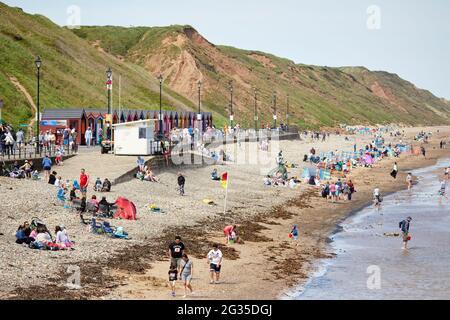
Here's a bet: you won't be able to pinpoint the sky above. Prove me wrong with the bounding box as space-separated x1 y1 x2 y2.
3 0 450 99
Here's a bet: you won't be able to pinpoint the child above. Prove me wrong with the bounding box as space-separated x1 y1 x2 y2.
168 264 178 297
54 176 62 188
94 178 102 191
55 149 63 166
57 186 67 203
178 173 185 196
211 169 220 181
32 170 40 180
290 224 299 242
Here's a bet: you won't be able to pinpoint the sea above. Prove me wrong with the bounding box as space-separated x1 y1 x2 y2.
287 158 450 300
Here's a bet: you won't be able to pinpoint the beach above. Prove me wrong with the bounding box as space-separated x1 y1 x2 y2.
1 126 449 300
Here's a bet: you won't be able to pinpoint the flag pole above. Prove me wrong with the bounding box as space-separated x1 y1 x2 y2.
224 174 229 215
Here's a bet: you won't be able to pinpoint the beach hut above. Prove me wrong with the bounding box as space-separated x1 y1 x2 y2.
113 119 157 155
174 112 179 128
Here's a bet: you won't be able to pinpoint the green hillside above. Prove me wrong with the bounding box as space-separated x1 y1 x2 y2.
0 3 193 128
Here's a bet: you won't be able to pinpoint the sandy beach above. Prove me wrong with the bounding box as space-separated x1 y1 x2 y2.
1 126 449 300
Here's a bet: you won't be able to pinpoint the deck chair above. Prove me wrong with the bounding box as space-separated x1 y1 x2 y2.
98 204 114 218
86 202 98 214
90 218 103 234
71 199 83 213
101 221 116 235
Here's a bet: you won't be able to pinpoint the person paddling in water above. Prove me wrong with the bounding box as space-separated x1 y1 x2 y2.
399 217 413 250
439 180 448 204
373 187 382 211
407 173 413 191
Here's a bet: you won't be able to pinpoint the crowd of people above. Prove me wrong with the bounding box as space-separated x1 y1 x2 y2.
15 219 74 251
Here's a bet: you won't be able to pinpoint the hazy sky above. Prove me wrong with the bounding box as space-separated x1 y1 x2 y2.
3 0 450 99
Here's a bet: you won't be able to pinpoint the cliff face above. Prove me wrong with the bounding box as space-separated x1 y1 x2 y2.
74 24 450 128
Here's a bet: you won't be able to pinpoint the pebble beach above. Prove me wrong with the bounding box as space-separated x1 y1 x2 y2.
1 126 449 300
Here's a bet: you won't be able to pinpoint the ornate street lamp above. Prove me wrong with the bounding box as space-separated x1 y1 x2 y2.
35 56 42 152
158 74 164 140
273 91 277 129
254 87 258 131
286 94 290 131
229 81 234 128
106 67 113 114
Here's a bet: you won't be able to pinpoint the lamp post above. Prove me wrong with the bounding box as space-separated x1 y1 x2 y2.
35 56 42 153
105 67 113 141
254 87 258 131
286 94 290 131
229 81 234 128
0 99 4 125
197 80 203 140
106 67 112 114
158 74 163 140
273 91 277 129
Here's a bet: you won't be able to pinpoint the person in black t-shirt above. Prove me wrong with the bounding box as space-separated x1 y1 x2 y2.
168 264 178 297
168 236 185 272
48 171 57 185
177 173 186 196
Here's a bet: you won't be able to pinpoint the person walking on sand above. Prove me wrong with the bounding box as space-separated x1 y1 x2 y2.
42 155 52 180
177 172 185 196
347 180 355 201
168 264 178 297
399 217 413 250
207 244 223 284
329 181 337 203
180 254 194 298
391 162 398 179
79 168 89 198
85 127 93 148
290 224 299 246
168 236 185 274
407 173 413 191
421 146 426 159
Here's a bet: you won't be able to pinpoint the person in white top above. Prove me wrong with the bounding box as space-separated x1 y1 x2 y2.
85 127 93 148
54 176 61 188
373 187 382 210
406 173 413 191
55 225 73 248
207 244 223 284
391 162 398 179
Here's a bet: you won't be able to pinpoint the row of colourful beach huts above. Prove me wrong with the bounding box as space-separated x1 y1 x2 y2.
40 108 213 145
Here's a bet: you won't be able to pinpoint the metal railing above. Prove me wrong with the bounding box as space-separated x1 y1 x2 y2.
0 142 74 161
